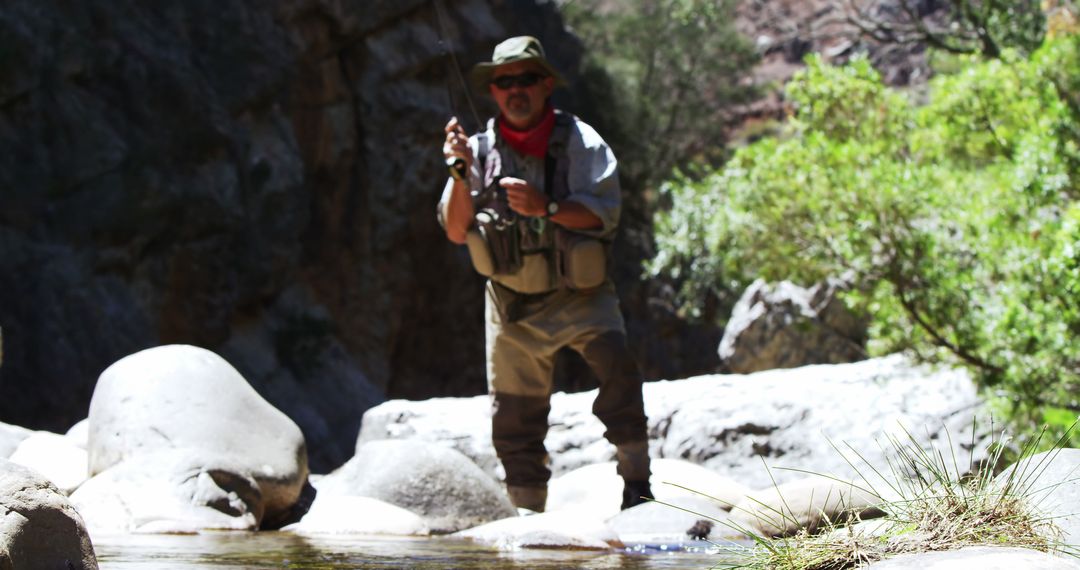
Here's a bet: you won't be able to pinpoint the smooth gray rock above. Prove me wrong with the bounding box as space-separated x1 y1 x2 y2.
995 448 1080 548
718 279 867 373
865 546 1080 569
359 355 991 488
87 344 308 528
0 459 97 569
731 475 885 537
317 439 516 534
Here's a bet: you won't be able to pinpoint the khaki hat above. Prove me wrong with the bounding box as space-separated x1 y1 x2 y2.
469 36 567 92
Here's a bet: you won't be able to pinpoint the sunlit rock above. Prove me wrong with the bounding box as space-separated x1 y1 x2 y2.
0 422 32 460
65 419 89 450
994 448 1080 548
718 278 867 373
282 495 429 536
70 450 262 534
8 431 88 495
547 458 750 520
0 459 97 569
864 546 1080 569
318 439 516 534
87 345 308 528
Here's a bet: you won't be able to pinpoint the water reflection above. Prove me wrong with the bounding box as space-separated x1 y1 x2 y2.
94 532 746 569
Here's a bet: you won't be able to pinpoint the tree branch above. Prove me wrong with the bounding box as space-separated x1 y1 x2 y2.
892 278 1006 375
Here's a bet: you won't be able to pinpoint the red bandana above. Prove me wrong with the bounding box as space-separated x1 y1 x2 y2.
498 105 556 158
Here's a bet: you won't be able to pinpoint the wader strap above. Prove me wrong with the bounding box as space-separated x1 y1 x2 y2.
544 111 574 200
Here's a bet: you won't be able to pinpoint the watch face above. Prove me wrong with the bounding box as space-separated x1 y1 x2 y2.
547 200 559 215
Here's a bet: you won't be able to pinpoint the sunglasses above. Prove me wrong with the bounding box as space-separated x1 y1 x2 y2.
490 72 545 90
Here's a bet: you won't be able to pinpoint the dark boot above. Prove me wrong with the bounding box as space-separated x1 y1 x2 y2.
615 440 652 511
507 485 548 513
621 479 654 510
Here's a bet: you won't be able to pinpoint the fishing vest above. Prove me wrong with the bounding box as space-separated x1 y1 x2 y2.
464 110 609 294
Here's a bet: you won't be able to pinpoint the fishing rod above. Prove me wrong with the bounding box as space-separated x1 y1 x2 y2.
432 0 485 181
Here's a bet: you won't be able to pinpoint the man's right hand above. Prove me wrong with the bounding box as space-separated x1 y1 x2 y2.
443 117 473 179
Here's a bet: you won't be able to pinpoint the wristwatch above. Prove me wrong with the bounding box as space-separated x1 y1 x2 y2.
545 199 560 218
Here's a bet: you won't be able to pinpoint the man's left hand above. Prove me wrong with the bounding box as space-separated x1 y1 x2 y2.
500 177 548 217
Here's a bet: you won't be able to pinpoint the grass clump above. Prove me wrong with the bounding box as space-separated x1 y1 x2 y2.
722 419 1073 570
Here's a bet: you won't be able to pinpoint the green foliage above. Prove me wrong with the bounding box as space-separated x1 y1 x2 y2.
650 33 1080 438
561 0 760 190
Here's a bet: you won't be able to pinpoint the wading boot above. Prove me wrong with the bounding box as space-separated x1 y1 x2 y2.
506 485 548 513
616 440 653 510
621 479 655 510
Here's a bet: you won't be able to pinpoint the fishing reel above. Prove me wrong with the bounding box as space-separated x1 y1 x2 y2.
475 181 518 232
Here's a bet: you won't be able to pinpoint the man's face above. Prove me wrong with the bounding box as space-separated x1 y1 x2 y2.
488 61 554 130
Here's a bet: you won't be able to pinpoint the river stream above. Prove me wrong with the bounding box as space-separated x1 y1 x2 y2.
93 532 746 569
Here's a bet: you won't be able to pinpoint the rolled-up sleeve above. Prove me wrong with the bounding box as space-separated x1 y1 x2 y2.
563 120 621 239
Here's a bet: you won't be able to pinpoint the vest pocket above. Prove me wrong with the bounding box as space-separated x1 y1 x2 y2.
557 229 607 290
493 252 555 294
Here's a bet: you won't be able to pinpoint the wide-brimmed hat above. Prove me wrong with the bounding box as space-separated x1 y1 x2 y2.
469 36 567 92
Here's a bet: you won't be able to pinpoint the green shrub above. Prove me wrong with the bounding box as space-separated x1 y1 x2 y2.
649 34 1080 443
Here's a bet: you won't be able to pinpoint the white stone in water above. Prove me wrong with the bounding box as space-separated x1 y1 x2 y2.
282 495 429 536
607 495 739 544
454 508 618 551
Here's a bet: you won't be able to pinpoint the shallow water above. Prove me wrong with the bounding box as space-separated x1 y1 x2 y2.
93 532 746 569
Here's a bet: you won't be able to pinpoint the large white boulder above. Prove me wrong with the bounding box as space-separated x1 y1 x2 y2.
317 439 516 533
86 344 308 528
0 459 97 569
8 431 88 495
359 355 990 488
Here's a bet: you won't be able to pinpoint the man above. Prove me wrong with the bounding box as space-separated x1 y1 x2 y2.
437 36 652 513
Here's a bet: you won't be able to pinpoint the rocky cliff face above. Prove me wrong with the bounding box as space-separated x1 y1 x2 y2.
0 0 602 471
